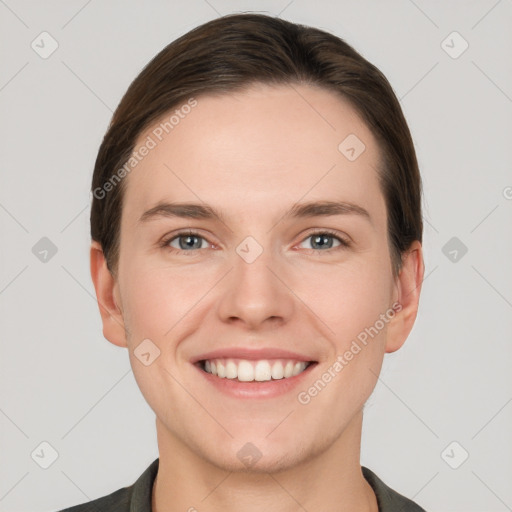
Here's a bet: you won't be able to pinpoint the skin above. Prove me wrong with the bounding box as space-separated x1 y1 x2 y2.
91 83 424 512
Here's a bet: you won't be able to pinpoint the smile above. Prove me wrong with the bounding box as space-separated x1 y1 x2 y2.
201 358 312 382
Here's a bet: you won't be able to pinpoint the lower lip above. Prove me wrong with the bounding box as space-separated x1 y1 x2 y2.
194 362 317 399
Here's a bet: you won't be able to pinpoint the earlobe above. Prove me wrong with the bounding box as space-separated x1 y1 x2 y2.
90 241 128 348
385 241 425 353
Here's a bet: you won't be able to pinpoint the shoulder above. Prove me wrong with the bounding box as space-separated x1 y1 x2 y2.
362 466 427 512
55 458 159 512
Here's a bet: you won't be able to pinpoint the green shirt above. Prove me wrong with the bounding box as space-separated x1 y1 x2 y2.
57 458 427 511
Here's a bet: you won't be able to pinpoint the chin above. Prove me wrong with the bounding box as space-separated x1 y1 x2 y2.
206 445 307 475
199 429 325 475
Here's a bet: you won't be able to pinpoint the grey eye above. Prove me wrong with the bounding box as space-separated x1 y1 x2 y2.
300 233 342 251
169 234 205 250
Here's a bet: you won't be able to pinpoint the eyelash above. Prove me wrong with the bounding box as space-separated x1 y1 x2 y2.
159 229 351 255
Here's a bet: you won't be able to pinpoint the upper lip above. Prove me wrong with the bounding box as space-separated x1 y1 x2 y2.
191 347 316 364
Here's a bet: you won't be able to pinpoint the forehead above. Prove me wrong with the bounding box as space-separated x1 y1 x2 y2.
122 83 385 226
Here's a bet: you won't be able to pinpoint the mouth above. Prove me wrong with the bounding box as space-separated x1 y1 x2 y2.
191 348 318 399
198 358 315 382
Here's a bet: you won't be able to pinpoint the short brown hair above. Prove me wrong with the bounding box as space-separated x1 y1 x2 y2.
91 13 422 277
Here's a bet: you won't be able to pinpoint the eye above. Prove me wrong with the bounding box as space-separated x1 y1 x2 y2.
160 229 350 255
298 230 350 252
162 230 210 253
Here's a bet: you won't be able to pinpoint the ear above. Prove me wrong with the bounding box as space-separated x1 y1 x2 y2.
90 240 128 348
385 240 425 353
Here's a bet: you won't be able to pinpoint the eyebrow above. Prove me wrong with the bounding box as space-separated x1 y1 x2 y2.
138 200 372 225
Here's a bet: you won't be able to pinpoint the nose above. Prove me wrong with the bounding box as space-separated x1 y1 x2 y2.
216 243 295 330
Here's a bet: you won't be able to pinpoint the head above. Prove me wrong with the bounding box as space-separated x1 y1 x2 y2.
90 13 424 473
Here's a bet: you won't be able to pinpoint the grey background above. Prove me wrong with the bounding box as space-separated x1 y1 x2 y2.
1 1 511 511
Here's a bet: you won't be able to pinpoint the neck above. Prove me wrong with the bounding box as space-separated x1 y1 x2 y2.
152 412 378 512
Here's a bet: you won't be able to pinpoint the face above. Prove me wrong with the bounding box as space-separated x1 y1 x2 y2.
107 83 409 472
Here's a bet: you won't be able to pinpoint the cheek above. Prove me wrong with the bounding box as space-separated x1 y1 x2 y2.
306 254 394 342
296 262 393 413
118 264 196 417
120 261 202 340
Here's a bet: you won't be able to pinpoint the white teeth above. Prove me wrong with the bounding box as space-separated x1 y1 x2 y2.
237 361 254 382
202 358 309 382
271 361 284 380
226 360 237 379
292 362 303 376
217 361 226 378
284 361 294 378
254 360 272 381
